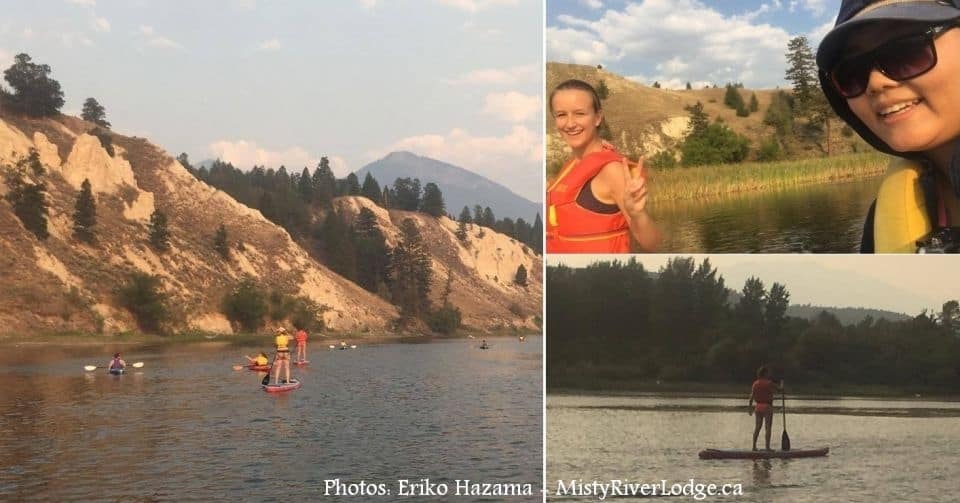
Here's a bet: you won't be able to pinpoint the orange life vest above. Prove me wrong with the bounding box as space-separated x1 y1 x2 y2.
546 147 630 253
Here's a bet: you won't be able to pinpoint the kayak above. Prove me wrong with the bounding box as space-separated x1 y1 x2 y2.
262 379 301 393
109 368 123 375
698 447 829 460
247 364 271 371
479 346 490 350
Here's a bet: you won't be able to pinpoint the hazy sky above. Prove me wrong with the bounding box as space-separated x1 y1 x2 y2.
0 0 543 201
550 254 960 316
547 0 839 89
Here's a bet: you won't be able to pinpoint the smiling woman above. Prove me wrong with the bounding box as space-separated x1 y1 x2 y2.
817 0 960 252
545 79 661 253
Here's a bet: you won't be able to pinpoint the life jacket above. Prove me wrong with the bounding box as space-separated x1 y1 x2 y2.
873 160 942 253
109 358 124 370
275 334 290 350
546 147 630 253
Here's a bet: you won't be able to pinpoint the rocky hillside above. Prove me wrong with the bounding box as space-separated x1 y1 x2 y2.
0 111 541 336
332 196 542 331
546 62 871 175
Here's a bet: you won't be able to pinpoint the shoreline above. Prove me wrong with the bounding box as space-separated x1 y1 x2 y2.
547 384 960 401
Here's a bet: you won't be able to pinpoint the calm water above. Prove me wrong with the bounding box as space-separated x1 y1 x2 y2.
0 338 542 501
548 394 960 502
653 177 884 253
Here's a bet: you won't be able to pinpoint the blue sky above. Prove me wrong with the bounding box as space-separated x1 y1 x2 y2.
547 0 840 89
0 0 543 202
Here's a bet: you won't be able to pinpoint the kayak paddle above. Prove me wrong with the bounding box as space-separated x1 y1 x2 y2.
781 381 791 451
84 361 144 371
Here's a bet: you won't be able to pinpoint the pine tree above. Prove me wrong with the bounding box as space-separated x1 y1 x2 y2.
353 207 390 293
72 178 97 243
345 173 361 196
176 152 194 173
785 36 818 112
213 223 229 259
420 182 445 217
514 264 528 286
749 92 759 112
684 101 709 138
2 150 49 240
455 206 471 243
81 97 111 128
298 167 313 203
148 209 171 251
2 53 64 117
360 172 382 204
387 218 432 318
531 213 543 255
482 207 495 228
311 157 336 205
685 81 692 90
596 79 609 100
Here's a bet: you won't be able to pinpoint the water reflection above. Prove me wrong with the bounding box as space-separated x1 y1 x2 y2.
654 177 884 253
0 338 543 501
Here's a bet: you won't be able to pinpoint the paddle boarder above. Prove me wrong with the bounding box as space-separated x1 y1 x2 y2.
294 327 308 363
245 352 269 367
748 366 782 451
271 328 292 385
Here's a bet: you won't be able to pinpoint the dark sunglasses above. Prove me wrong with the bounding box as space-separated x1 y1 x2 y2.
829 23 957 99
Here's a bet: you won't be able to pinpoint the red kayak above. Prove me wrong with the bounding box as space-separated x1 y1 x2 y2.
247 364 271 371
699 447 829 460
262 379 301 393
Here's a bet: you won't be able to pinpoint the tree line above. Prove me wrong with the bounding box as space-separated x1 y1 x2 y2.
547 258 960 392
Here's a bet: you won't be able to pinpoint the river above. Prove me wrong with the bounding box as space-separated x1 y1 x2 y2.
0 337 543 501
653 177 884 253
547 393 960 501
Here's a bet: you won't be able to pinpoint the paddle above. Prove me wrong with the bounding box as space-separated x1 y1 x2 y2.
84 361 144 371
781 380 791 451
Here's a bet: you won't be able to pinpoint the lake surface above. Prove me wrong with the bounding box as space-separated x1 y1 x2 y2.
653 177 884 253
547 394 960 502
0 338 543 501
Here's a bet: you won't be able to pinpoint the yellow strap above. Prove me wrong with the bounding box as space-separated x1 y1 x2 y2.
874 161 932 253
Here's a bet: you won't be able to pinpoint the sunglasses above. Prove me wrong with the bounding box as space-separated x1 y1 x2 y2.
829 23 956 99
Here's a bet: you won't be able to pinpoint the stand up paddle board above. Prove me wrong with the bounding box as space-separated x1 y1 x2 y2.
698 447 829 460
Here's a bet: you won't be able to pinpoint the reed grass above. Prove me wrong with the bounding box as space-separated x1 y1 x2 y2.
649 152 890 203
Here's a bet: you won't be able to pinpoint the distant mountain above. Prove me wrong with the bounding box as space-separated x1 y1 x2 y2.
355 151 541 222
785 305 911 325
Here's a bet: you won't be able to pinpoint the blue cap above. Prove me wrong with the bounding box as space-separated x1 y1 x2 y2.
817 0 960 71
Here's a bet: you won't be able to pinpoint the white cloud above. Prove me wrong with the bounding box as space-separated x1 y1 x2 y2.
446 64 538 86
93 17 110 33
482 92 541 123
139 25 181 49
808 19 834 47
61 32 94 48
368 125 542 200
801 0 827 17
66 0 96 7
581 0 603 9
548 0 793 88
435 0 518 13
461 21 502 36
208 140 320 172
359 0 377 9
259 38 281 50
0 49 13 69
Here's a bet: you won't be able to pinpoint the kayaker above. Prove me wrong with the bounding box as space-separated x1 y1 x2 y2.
108 352 126 371
816 0 960 252
245 352 269 366
271 328 292 385
480 339 489 349
295 327 308 363
748 366 782 451
546 79 661 253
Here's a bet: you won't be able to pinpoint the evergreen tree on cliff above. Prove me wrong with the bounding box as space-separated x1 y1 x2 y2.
455 206 471 243
72 178 97 243
420 182 445 217
311 157 336 205
213 223 230 259
1 53 64 117
81 97 111 128
514 264 528 287
345 172 361 196
531 213 543 254
148 209 171 252
353 207 390 294
360 172 382 204
3 150 49 240
388 219 432 318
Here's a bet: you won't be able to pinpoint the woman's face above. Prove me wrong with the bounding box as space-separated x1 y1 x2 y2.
551 89 601 151
845 21 960 154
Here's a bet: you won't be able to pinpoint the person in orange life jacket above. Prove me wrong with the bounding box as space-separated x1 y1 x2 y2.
546 79 661 253
748 366 782 451
294 327 308 363
108 352 125 371
816 0 960 252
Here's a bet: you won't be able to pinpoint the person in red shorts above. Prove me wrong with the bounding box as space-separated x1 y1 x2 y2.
294 327 308 363
748 366 782 451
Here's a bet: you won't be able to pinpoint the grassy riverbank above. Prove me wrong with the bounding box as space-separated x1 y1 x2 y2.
649 152 890 203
